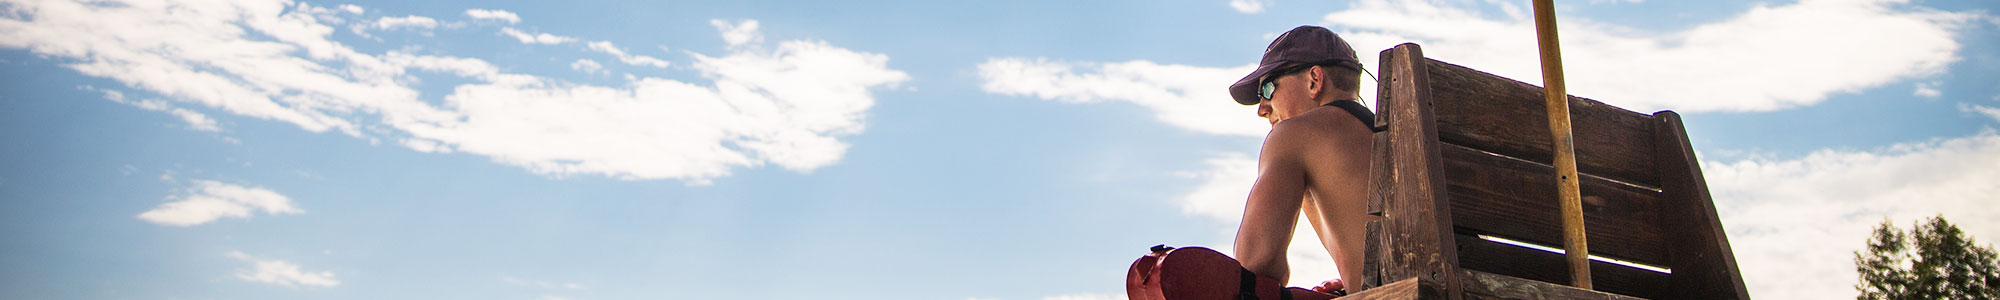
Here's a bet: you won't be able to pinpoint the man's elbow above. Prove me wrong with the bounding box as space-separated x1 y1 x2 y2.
1239 252 1289 282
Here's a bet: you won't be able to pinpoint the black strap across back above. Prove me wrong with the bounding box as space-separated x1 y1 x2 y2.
1324 100 1384 133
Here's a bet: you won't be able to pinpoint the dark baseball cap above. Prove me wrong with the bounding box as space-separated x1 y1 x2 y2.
1228 25 1361 105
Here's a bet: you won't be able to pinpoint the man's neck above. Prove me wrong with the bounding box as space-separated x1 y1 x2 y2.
1319 98 1361 106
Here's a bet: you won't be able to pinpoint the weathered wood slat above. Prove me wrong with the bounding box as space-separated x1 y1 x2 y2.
1652 111 1751 299
1369 130 1394 216
1439 142 1667 264
1373 43 1464 297
1423 59 1659 188
1346 277 1447 300
1364 219 1386 290
1459 268 1653 300
1453 234 1668 299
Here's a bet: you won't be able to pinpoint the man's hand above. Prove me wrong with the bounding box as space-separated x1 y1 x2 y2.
1311 278 1345 294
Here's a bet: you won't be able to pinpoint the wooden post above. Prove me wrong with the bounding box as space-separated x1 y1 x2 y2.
1531 0 1593 289
1369 43 1464 299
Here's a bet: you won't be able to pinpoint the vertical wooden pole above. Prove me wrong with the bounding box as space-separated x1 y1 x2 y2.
1531 0 1593 290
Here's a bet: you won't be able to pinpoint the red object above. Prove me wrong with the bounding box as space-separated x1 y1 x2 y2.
1126 246 1337 300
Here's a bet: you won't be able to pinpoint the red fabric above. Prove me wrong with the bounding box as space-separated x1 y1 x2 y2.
1126 247 1336 300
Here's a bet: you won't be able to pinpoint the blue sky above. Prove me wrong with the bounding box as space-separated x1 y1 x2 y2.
2 0 1997 299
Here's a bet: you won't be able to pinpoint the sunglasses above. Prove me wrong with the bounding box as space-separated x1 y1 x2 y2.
1258 64 1322 101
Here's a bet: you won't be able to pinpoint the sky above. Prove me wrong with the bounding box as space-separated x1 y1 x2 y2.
1 0 1997 299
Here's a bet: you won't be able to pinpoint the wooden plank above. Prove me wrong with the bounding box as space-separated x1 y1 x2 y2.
1439 143 1667 265
1651 111 1751 300
1374 43 1464 299
1362 45 1397 292
1365 219 1385 290
1361 46 1397 293
1369 131 1393 216
1422 59 1659 187
1454 234 1668 299
1347 277 1447 300
1459 269 1652 300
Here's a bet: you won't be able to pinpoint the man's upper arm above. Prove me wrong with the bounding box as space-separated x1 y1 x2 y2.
1252 122 1315 203
1235 121 1316 278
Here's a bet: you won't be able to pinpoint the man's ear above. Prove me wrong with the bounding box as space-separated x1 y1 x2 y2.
1306 66 1324 99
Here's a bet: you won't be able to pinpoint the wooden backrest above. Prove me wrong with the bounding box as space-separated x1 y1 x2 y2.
1359 43 1749 300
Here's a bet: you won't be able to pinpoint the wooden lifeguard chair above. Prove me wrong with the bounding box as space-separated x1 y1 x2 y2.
1340 43 1751 300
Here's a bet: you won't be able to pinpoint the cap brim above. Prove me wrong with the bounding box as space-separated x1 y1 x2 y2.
1229 63 1287 106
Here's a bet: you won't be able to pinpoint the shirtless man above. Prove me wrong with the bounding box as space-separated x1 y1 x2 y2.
1226 25 1378 292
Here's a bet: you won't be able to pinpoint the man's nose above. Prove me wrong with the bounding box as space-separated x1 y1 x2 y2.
1256 103 1273 118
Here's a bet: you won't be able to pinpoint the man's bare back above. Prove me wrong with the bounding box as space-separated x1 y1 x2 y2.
1234 103 1375 285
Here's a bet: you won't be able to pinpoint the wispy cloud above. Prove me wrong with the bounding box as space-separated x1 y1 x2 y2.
1229 0 1268 14
1322 0 1978 112
373 15 438 30
1915 81 1943 98
500 27 577 45
585 41 670 68
1960 103 2000 123
502 276 585 290
82 86 220 131
228 251 339 288
0 0 908 184
137 180 301 227
570 59 605 75
1704 131 2000 299
976 58 1265 136
465 9 520 24
710 19 763 48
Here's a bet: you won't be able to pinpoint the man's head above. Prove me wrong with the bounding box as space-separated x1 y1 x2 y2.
1228 25 1363 125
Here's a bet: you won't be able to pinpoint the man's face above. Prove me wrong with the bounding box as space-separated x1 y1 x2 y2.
1256 65 1318 126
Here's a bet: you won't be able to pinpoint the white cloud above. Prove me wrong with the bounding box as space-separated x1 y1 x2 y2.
1915 81 1943 98
373 15 437 30
1960 103 2000 122
1704 131 2000 299
502 276 585 290
1177 153 1257 221
1322 0 1977 113
977 58 1267 136
585 41 671 68
228 251 339 287
500 27 577 45
401 40 909 183
0 0 418 134
84 85 221 131
337 4 363 15
465 9 520 24
137 180 301 226
710 19 762 48
570 58 605 75
1230 0 1268 14
1 0 907 184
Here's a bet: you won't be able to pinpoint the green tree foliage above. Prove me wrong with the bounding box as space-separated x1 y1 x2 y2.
1854 215 2000 300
